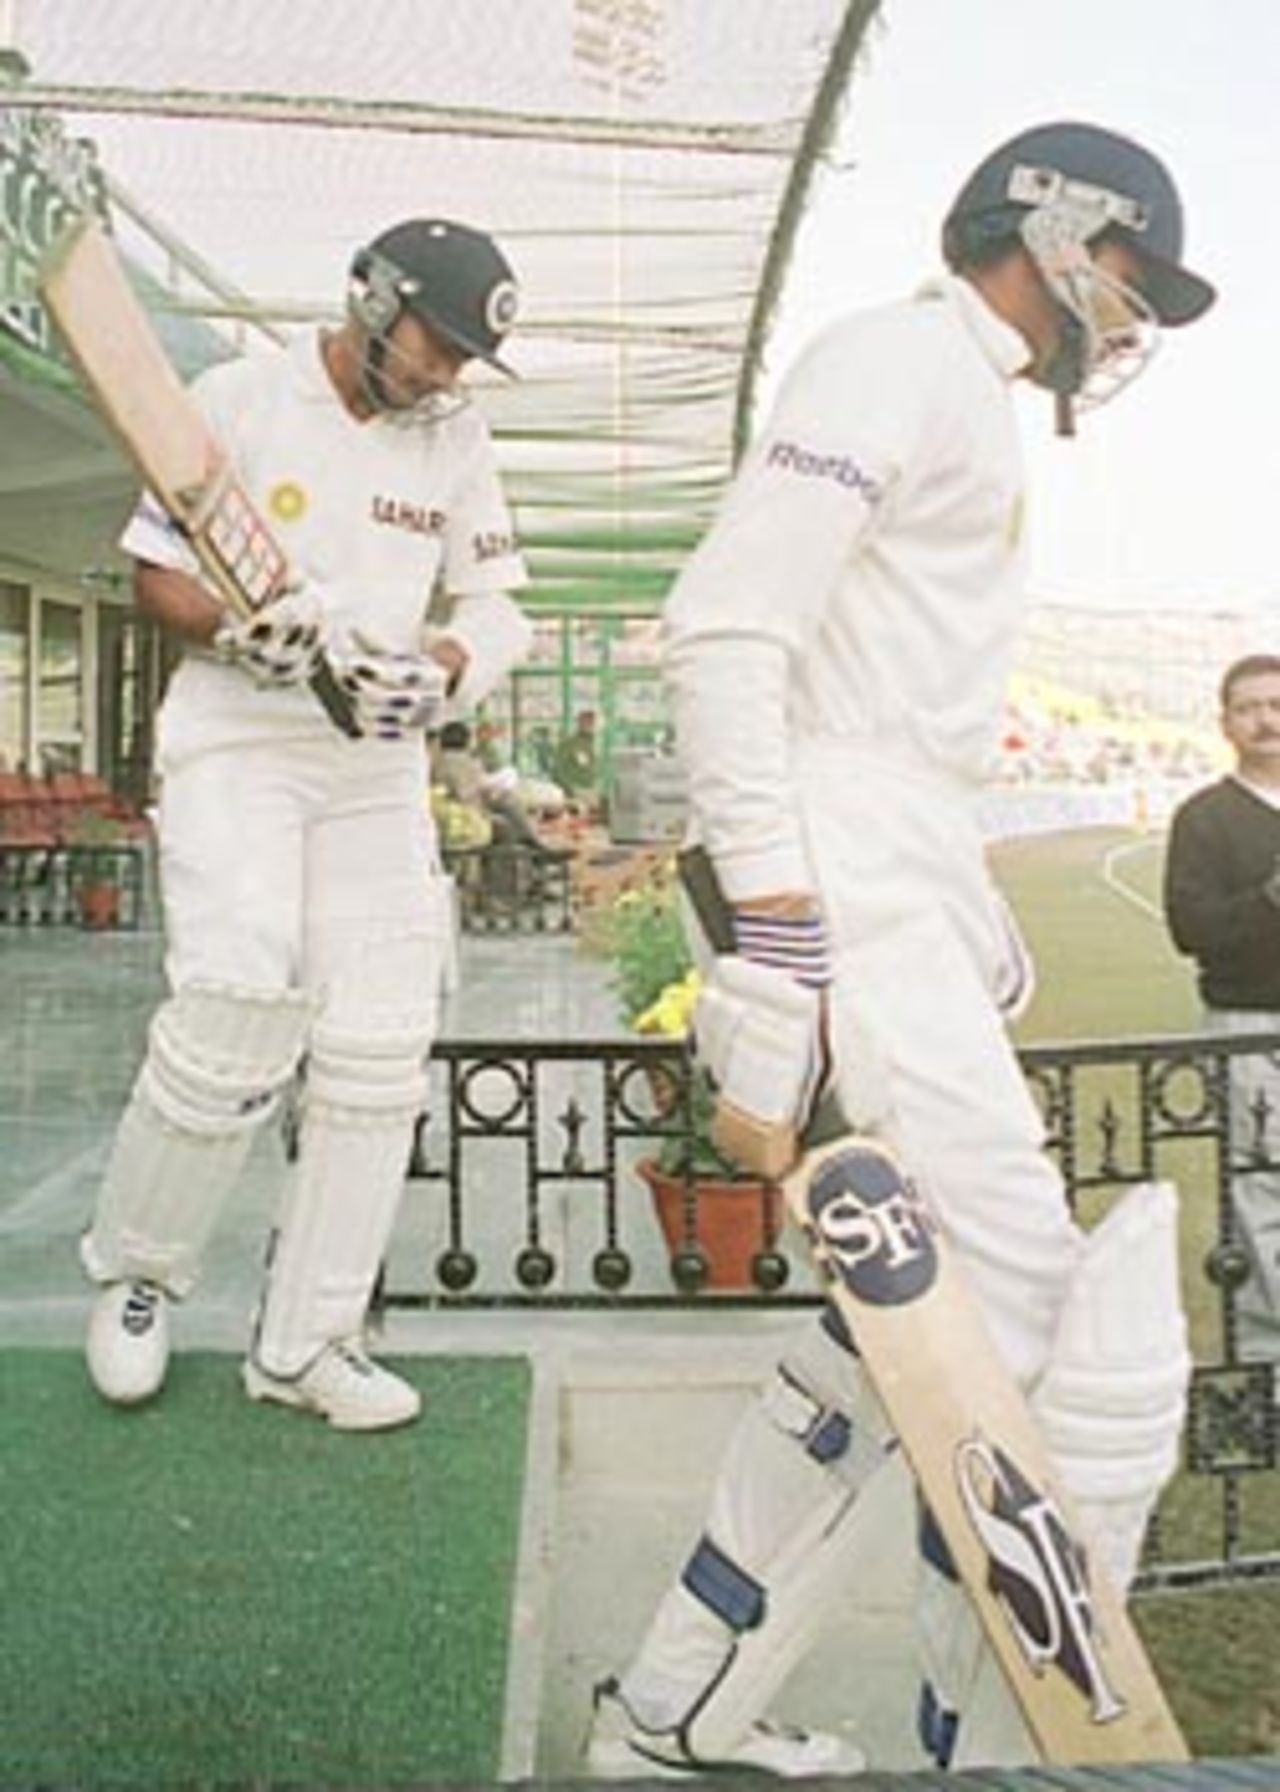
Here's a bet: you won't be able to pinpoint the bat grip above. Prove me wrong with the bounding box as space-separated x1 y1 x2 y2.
309 653 362 738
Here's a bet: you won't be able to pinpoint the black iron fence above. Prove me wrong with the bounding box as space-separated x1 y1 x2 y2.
379 1028 1280 1592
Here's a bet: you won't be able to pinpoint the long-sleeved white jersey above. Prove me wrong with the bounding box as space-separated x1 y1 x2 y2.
665 274 1031 901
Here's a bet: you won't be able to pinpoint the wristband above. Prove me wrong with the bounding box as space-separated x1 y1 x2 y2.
732 908 833 988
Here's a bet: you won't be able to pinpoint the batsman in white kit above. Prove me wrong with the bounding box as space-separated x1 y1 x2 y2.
78 216 532 1431
586 123 1215 1775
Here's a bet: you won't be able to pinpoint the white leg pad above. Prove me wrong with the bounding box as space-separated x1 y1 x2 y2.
1032 1180 1190 1592
619 1311 897 1759
253 926 440 1376
916 1538 1035 1770
950 1633 1038 1770
917 1181 1189 1771
81 984 311 1297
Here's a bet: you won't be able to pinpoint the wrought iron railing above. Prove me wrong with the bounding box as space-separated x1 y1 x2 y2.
380 1029 1280 1591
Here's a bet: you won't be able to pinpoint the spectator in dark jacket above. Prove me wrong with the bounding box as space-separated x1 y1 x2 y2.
1164 653 1280 1368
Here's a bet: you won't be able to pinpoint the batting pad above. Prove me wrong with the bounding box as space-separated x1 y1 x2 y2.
82 983 310 1296
254 925 439 1373
1033 1180 1190 1592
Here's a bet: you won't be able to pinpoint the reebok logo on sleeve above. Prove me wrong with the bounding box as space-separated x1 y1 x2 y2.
765 439 884 505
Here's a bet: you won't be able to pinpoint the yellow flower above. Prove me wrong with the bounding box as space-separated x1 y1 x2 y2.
633 969 702 1038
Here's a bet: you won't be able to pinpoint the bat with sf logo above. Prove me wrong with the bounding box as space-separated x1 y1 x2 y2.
677 845 1187 1765
38 213 359 738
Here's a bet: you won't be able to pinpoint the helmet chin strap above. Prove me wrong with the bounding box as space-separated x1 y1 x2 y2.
359 331 396 415
1041 314 1088 439
354 324 471 428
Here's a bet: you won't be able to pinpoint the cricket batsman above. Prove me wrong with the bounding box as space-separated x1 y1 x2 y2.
80 217 531 1431
587 122 1214 1775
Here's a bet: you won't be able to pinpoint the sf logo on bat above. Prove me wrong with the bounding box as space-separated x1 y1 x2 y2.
804 1142 938 1306
957 1433 1127 1726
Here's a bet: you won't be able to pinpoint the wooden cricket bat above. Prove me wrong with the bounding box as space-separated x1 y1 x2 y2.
676 845 1187 1764
788 1125 1186 1764
38 214 359 738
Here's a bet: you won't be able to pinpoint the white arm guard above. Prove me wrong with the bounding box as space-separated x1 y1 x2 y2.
332 631 449 739
432 591 533 713
212 583 326 688
693 954 824 1179
1031 1180 1190 1593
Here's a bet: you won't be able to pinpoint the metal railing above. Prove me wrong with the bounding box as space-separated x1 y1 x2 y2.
380 1028 1280 1592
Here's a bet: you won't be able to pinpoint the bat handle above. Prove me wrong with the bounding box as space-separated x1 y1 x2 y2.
309 652 362 738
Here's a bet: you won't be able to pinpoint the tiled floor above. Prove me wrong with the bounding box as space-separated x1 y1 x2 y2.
0 915 922 1779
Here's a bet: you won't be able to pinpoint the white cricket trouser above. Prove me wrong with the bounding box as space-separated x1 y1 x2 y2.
157 734 440 995
797 738 1081 1388
612 742 1080 1751
90 731 446 1324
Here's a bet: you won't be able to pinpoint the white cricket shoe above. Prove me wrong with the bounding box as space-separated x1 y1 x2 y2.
86 1280 171 1406
586 1677 867 1779
242 1339 421 1431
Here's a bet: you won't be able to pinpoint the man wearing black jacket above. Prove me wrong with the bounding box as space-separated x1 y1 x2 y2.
1164 653 1280 1368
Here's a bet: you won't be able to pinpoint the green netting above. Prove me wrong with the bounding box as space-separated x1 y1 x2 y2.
0 0 882 612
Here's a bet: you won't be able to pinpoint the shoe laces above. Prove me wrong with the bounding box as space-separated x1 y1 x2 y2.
121 1283 161 1336
330 1339 375 1380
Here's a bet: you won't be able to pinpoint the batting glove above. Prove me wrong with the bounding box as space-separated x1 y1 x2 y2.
332 630 449 740
691 905 833 1180
212 583 326 689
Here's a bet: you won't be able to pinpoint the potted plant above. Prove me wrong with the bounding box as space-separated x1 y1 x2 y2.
603 879 788 1292
64 808 131 929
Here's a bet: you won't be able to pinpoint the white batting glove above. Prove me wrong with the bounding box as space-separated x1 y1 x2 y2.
212 583 326 689
693 954 828 1180
332 630 449 740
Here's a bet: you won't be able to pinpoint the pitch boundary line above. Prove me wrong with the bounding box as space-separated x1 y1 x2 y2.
1100 833 1165 922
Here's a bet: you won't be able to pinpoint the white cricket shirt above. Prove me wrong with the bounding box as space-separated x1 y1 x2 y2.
121 329 527 758
664 274 1032 897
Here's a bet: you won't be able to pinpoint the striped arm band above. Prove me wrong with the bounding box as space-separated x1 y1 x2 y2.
731 908 833 988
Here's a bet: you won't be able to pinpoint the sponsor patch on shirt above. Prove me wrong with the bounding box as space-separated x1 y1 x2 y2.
268 480 307 524
473 529 517 563
765 438 884 505
372 495 447 535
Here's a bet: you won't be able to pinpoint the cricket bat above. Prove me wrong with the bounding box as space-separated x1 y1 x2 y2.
38 213 359 738
677 845 1187 1765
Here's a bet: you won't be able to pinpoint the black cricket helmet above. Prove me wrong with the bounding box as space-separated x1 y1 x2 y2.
942 121 1215 327
349 217 520 374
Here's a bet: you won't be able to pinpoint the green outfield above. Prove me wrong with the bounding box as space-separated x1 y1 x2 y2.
992 822 1199 1043
994 824 1279 1760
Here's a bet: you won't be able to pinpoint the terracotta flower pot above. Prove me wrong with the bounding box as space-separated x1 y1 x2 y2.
76 881 122 930
636 1156 784 1292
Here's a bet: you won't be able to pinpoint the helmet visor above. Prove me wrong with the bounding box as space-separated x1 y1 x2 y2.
1135 252 1216 327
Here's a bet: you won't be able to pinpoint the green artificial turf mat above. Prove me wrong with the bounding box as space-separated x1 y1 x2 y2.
0 1350 531 1782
